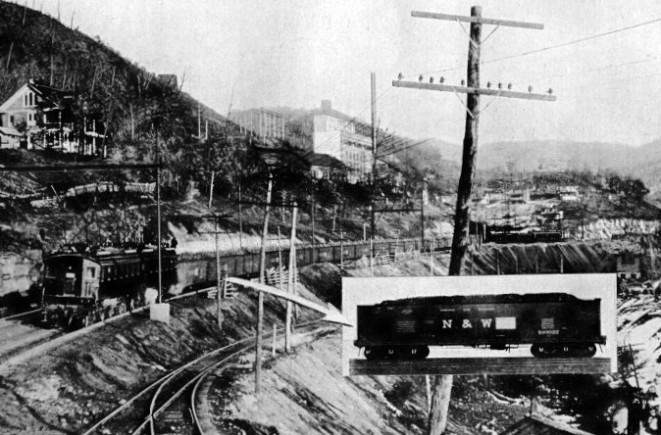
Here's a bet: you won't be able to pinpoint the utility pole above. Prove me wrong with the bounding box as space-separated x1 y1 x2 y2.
394 6 553 435
156 129 163 304
285 203 298 353
238 185 244 249
370 72 377 240
255 172 273 393
420 181 425 249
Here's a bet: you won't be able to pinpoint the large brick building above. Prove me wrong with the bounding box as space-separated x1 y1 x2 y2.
312 100 374 181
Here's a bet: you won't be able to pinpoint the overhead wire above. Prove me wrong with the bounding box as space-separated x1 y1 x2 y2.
396 15 661 81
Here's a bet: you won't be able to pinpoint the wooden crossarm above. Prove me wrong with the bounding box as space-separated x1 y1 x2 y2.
411 10 544 30
392 80 556 102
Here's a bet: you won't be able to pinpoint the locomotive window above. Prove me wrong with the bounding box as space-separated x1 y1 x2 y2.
87 267 96 278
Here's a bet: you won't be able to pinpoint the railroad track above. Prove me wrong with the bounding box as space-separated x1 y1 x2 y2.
0 309 64 365
82 319 329 435
0 287 224 371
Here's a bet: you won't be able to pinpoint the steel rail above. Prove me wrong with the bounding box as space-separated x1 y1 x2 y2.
0 308 40 322
139 319 323 435
189 320 328 434
81 332 256 435
84 319 321 435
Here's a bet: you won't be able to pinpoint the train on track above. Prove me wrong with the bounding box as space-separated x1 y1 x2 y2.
41 237 451 328
41 245 178 327
354 292 606 360
483 226 564 244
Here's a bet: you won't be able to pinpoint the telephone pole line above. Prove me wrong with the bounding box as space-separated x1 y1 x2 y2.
370 72 378 240
394 6 555 435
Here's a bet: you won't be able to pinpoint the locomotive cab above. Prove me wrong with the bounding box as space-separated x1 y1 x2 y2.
43 254 100 303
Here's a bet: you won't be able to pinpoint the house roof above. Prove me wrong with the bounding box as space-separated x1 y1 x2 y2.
0 83 30 113
28 81 77 106
0 80 77 114
500 414 594 435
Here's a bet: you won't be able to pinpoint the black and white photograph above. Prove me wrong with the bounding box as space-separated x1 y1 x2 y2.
2 0 661 434
342 274 617 376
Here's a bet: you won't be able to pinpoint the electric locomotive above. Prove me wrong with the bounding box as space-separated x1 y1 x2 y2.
41 244 177 328
354 293 606 360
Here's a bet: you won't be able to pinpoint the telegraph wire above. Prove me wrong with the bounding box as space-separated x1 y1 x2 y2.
397 16 661 81
483 16 661 65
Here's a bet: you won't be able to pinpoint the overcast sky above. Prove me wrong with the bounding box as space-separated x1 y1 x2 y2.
27 0 661 146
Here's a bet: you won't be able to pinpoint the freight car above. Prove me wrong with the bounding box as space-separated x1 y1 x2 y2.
176 237 451 293
41 237 451 328
354 293 606 360
485 228 564 244
41 244 177 327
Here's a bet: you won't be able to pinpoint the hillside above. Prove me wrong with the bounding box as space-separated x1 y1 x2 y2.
0 1 226 150
428 138 661 192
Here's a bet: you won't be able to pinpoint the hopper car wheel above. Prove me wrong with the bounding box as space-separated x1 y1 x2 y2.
79 313 93 328
531 343 547 358
364 346 385 360
42 312 51 327
52 308 64 326
116 302 127 315
66 313 76 330
407 346 430 360
384 347 399 359
583 344 596 357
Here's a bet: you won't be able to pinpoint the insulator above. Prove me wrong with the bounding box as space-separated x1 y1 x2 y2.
487 81 491 88
507 83 513 90
440 76 445 84
548 88 553 95
429 77 434 83
461 79 465 86
397 73 404 80
498 82 502 89
419 74 423 82
528 86 533 93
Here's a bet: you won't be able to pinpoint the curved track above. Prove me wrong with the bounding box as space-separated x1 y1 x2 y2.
82 320 327 435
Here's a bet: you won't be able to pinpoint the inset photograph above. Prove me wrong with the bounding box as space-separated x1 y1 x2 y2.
342 274 616 376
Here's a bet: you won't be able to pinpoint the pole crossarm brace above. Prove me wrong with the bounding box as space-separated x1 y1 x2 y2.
411 10 544 30
226 277 352 326
0 163 161 172
392 80 556 102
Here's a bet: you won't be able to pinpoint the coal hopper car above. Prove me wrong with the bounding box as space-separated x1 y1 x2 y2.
354 293 606 360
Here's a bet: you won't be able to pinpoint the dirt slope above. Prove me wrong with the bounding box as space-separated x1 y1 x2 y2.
0 288 323 434
209 332 508 435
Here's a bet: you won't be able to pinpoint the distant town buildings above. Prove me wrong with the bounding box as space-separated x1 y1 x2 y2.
312 100 374 180
229 109 285 141
617 253 642 280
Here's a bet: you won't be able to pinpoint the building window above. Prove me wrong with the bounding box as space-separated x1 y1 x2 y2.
29 93 33 106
